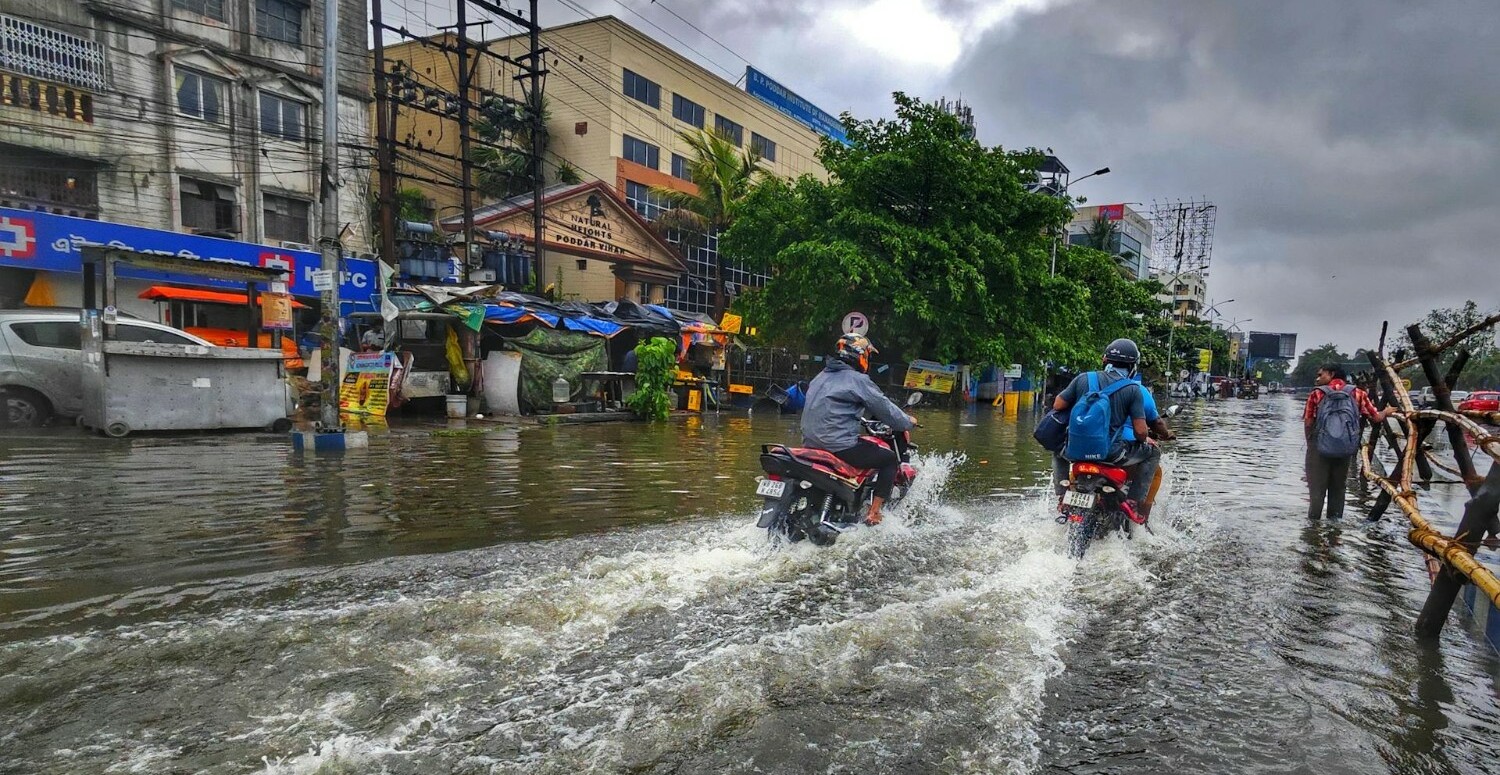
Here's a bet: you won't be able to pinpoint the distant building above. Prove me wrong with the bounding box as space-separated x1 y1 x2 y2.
1067 203 1152 280
1154 271 1207 322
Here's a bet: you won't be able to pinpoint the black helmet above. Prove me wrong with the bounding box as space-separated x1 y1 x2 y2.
1103 338 1140 367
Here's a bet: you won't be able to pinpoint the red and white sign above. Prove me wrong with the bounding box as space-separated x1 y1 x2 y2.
0 215 37 259
841 311 869 336
1098 203 1125 221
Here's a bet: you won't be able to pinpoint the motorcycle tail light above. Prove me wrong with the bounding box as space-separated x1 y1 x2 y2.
766 474 783 481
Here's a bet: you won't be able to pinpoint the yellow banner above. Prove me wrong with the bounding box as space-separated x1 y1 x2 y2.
1197 348 1213 372
904 359 959 394
339 352 393 417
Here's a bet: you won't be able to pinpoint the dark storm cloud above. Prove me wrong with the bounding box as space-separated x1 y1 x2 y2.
947 0 1500 351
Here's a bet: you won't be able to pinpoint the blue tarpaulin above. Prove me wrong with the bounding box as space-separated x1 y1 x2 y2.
560 316 624 337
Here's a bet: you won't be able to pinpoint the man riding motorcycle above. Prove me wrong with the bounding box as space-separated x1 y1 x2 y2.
801 334 917 526
1051 339 1174 523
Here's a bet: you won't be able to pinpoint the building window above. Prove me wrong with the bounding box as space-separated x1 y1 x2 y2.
0 145 99 217
256 0 304 45
622 135 659 169
262 193 309 243
751 132 776 162
259 92 305 141
175 67 226 123
671 93 704 128
714 115 743 146
670 153 691 181
626 181 767 317
180 177 237 234
621 68 659 108
171 0 225 21
0 14 107 90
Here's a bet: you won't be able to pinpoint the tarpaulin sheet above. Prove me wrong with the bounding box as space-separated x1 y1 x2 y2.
560 316 624 337
505 328 606 412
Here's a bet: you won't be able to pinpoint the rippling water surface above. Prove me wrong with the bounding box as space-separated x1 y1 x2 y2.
2 399 1499 774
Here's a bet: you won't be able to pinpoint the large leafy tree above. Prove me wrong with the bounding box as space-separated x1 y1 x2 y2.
1390 300 1500 388
650 128 767 319
1289 343 1351 386
724 94 1158 369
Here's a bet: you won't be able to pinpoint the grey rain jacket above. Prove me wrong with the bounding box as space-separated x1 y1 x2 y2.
800 359 914 452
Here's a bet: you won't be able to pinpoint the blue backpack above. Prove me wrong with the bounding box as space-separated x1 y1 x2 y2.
1064 372 1133 461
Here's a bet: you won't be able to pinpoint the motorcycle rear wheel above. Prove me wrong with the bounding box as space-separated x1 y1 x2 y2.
1066 511 1100 559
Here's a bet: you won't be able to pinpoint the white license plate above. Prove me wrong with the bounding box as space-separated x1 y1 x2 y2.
756 479 787 498
1063 490 1097 510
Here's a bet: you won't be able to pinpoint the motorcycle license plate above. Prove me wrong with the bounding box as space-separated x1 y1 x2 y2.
1063 490 1097 510
756 479 787 498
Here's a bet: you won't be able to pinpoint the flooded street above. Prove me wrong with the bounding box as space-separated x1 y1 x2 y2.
3 399 1500 774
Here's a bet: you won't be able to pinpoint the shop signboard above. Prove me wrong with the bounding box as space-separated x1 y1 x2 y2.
261 293 294 330
339 352 394 417
719 311 743 334
744 67 849 145
1004 364 1024 379
0 207 377 307
903 359 959 394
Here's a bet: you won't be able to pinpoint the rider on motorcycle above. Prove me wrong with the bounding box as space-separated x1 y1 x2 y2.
801 334 917 526
1051 339 1174 523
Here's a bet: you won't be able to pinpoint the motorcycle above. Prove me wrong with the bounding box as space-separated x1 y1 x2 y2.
1057 404 1180 559
754 393 923 546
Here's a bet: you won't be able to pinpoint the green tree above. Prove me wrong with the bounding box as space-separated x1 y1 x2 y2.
1289 343 1350 386
370 186 434 241
1389 300 1499 388
650 128 767 319
725 94 1102 367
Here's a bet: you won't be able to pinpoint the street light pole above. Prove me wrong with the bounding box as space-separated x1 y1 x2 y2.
1050 166 1110 277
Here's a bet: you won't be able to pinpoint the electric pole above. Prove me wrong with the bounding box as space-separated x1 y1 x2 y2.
317 0 343 429
371 0 398 272
453 6 477 280
527 0 546 296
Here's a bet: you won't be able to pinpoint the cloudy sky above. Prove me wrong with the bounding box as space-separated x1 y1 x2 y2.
384 0 1497 354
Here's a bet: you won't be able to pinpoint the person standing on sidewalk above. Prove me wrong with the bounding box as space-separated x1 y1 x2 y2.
1303 364 1394 518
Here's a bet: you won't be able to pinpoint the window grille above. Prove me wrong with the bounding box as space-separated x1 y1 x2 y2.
0 14 106 91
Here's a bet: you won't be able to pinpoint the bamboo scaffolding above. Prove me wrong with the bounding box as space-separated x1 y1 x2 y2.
1358 334 1500 637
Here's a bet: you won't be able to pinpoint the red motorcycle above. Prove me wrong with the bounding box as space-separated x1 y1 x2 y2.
755 393 922 546
1057 404 1179 559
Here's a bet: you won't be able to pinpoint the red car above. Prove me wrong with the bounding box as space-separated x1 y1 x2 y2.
1458 391 1500 412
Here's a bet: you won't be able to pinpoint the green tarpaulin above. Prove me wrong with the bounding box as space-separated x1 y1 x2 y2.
505 328 606 412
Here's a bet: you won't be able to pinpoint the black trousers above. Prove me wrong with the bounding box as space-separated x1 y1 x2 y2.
1306 447 1353 519
836 440 900 499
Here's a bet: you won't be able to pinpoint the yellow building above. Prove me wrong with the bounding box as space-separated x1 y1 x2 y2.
377 15 835 311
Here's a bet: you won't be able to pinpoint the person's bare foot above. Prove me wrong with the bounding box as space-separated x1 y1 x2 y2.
864 513 883 526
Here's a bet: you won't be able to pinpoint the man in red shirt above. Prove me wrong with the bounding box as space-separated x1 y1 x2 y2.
1303 364 1395 518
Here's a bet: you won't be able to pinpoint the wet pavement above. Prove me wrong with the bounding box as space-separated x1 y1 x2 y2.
2 398 1499 774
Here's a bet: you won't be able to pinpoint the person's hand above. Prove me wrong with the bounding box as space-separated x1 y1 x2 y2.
906 413 918 426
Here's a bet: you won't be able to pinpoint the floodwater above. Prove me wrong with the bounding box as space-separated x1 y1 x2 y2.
2 398 1499 774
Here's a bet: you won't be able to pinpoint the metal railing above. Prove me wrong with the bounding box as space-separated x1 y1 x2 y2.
0 14 106 91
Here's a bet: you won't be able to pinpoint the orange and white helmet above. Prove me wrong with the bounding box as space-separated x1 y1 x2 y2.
835 333 878 372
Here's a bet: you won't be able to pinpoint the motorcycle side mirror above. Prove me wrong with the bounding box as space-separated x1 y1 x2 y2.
1164 404 1182 417
906 392 924 407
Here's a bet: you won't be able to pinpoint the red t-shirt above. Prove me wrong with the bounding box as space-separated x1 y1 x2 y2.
1303 379 1382 429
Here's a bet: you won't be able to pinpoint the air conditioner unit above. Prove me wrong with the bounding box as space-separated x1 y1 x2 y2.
280 241 315 251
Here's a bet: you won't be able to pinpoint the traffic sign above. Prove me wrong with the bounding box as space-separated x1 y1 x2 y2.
841 311 869 336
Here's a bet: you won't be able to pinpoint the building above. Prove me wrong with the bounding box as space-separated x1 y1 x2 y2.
1154 271 1207 322
1067 203 1152 280
378 15 835 314
0 0 372 315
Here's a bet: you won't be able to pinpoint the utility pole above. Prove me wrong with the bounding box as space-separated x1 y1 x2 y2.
527 0 546 296
371 0 398 271
453 6 476 280
317 0 343 430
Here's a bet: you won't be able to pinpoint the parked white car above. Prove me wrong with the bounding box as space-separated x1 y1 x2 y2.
0 309 214 427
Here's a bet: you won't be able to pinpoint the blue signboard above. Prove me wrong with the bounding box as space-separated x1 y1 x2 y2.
744 67 849 146
0 207 377 308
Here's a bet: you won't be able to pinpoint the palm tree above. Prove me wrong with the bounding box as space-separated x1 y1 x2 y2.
1083 215 1119 252
472 96 579 199
650 128 767 319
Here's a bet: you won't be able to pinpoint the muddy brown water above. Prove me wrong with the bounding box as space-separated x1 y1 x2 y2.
2 399 1499 774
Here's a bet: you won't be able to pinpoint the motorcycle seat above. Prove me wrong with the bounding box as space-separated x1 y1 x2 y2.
777 445 869 481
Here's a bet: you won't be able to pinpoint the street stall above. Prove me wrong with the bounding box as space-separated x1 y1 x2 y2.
138 284 306 370
78 247 290 436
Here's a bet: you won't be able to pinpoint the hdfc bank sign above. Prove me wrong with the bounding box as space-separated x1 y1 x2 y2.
0 215 37 259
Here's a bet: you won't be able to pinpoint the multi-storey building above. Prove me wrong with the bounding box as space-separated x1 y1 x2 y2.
379 15 835 315
1154 270 1208 322
1067 202 1152 280
0 0 373 313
